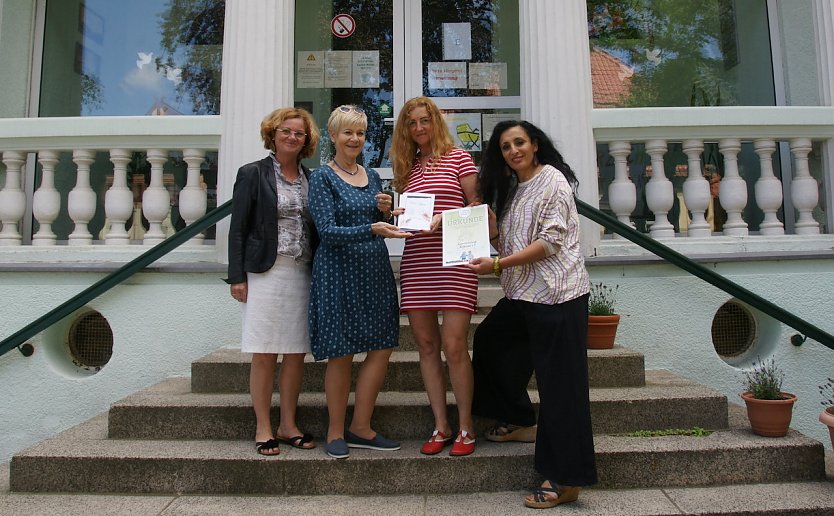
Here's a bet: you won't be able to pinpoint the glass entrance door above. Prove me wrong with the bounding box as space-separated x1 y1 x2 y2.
294 0 521 171
294 1 521 252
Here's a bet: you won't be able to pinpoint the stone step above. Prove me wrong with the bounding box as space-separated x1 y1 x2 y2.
108 370 726 440
192 346 646 393
10 413 824 495
4 478 834 515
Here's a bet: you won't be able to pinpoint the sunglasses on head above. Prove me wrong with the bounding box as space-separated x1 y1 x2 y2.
338 105 364 113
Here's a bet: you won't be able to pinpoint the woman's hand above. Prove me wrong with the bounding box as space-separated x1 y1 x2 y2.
467 257 493 275
487 206 498 239
230 282 248 303
392 207 405 217
376 192 394 219
371 222 413 239
422 213 443 234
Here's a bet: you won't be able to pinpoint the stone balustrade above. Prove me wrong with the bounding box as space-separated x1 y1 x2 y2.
0 116 220 247
1 108 833 253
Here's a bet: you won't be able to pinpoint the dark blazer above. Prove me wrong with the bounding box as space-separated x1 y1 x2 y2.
225 156 318 285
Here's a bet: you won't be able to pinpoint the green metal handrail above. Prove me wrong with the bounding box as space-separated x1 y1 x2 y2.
3 196 831 358
576 198 834 351
0 200 232 358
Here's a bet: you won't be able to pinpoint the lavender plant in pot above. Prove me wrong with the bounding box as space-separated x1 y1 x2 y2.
587 282 620 349
740 357 796 437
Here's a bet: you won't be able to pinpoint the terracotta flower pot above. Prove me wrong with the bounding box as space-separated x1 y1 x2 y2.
819 406 834 449
740 391 797 437
587 314 620 349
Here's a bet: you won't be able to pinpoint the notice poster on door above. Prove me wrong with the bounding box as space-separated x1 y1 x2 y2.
469 62 507 90
353 51 380 88
428 62 467 89
297 51 325 88
443 23 471 60
444 112 482 152
482 113 520 141
325 50 352 88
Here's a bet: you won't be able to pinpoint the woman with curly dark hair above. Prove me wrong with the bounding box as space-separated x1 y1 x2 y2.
467 120 597 509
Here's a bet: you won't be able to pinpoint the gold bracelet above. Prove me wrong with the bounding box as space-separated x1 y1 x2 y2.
492 256 502 277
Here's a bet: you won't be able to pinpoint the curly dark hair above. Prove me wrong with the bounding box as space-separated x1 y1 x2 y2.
479 120 578 221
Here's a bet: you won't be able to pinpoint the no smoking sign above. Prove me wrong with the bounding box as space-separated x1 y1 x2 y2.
331 14 356 38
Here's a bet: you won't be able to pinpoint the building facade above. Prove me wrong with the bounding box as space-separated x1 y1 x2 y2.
1 0 833 461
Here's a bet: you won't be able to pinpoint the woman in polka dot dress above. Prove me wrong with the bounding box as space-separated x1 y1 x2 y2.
308 105 412 459
390 97 480 457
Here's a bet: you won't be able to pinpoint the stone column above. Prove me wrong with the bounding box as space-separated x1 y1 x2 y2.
215 0 295 262
32 150 61 245
519 0 600 254
67 150 96 245
813 0 834 233
644 140 675 238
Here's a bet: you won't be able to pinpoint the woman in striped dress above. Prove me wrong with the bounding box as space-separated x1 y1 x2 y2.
390 97 479 456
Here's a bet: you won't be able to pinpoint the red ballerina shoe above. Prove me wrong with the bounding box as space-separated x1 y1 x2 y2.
420 430 454 455
449 430 475 456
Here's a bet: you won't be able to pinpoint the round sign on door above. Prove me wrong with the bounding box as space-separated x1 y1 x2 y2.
331 14 356 38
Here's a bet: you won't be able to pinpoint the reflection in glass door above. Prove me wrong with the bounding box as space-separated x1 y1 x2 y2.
294 0 395 171
295 0 521 171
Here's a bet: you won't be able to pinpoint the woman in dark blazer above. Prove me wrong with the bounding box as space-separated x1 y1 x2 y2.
226 107 320 455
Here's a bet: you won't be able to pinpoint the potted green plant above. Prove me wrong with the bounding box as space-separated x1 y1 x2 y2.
587 282 620 349
818 377 834 449
740 357 797 437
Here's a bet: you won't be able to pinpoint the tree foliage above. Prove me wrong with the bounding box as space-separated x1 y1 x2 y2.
587 0 740 107
157 0 225 114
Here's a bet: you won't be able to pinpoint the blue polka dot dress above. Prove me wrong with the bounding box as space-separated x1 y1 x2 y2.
308 165 399 360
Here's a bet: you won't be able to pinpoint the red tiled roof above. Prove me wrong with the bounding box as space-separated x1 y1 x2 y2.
591 48 633 108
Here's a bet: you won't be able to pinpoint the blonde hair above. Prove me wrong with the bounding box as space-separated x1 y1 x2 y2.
390 96 455 192
259 107 319 161
327 105 368 138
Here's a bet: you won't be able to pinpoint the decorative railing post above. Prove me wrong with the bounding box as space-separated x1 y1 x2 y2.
104 149 135 244
32 150 61 245
644 139 675 238
0 151 27 245
179 149 208 245
789 138 821 235
607 141 636 237
68 150 97 245
142 149 171 245
753 139 784 235
681 139 711 237
717 138 747 236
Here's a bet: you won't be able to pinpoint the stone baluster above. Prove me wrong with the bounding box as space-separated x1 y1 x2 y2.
104 149 135 244
681 139 711 237
142 149 171 245
753 139 784 235
179 149 208 245
717 139 748 236
607 141 636 237
789 138 821 235
0 151 27 245
32 151 61 245
644 140 675 238
67 149 96 245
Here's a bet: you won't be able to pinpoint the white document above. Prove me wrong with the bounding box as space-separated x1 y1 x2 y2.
442 204 491 266
297 51 324 88
398 193 435 232
443 23 472 60
353 50 379 88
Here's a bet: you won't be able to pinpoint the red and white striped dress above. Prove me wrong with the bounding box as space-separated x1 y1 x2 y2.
399 147 479 313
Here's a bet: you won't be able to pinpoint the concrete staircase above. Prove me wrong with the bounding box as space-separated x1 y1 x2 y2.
9 320 830 497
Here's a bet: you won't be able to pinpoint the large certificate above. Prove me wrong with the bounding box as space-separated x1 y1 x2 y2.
398 192 435 231
442 204 491 266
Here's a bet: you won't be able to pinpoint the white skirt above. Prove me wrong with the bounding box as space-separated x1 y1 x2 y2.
240 256 312 354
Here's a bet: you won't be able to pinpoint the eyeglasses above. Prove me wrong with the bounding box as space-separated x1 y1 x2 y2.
338 105 364 113
275 127 307 139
